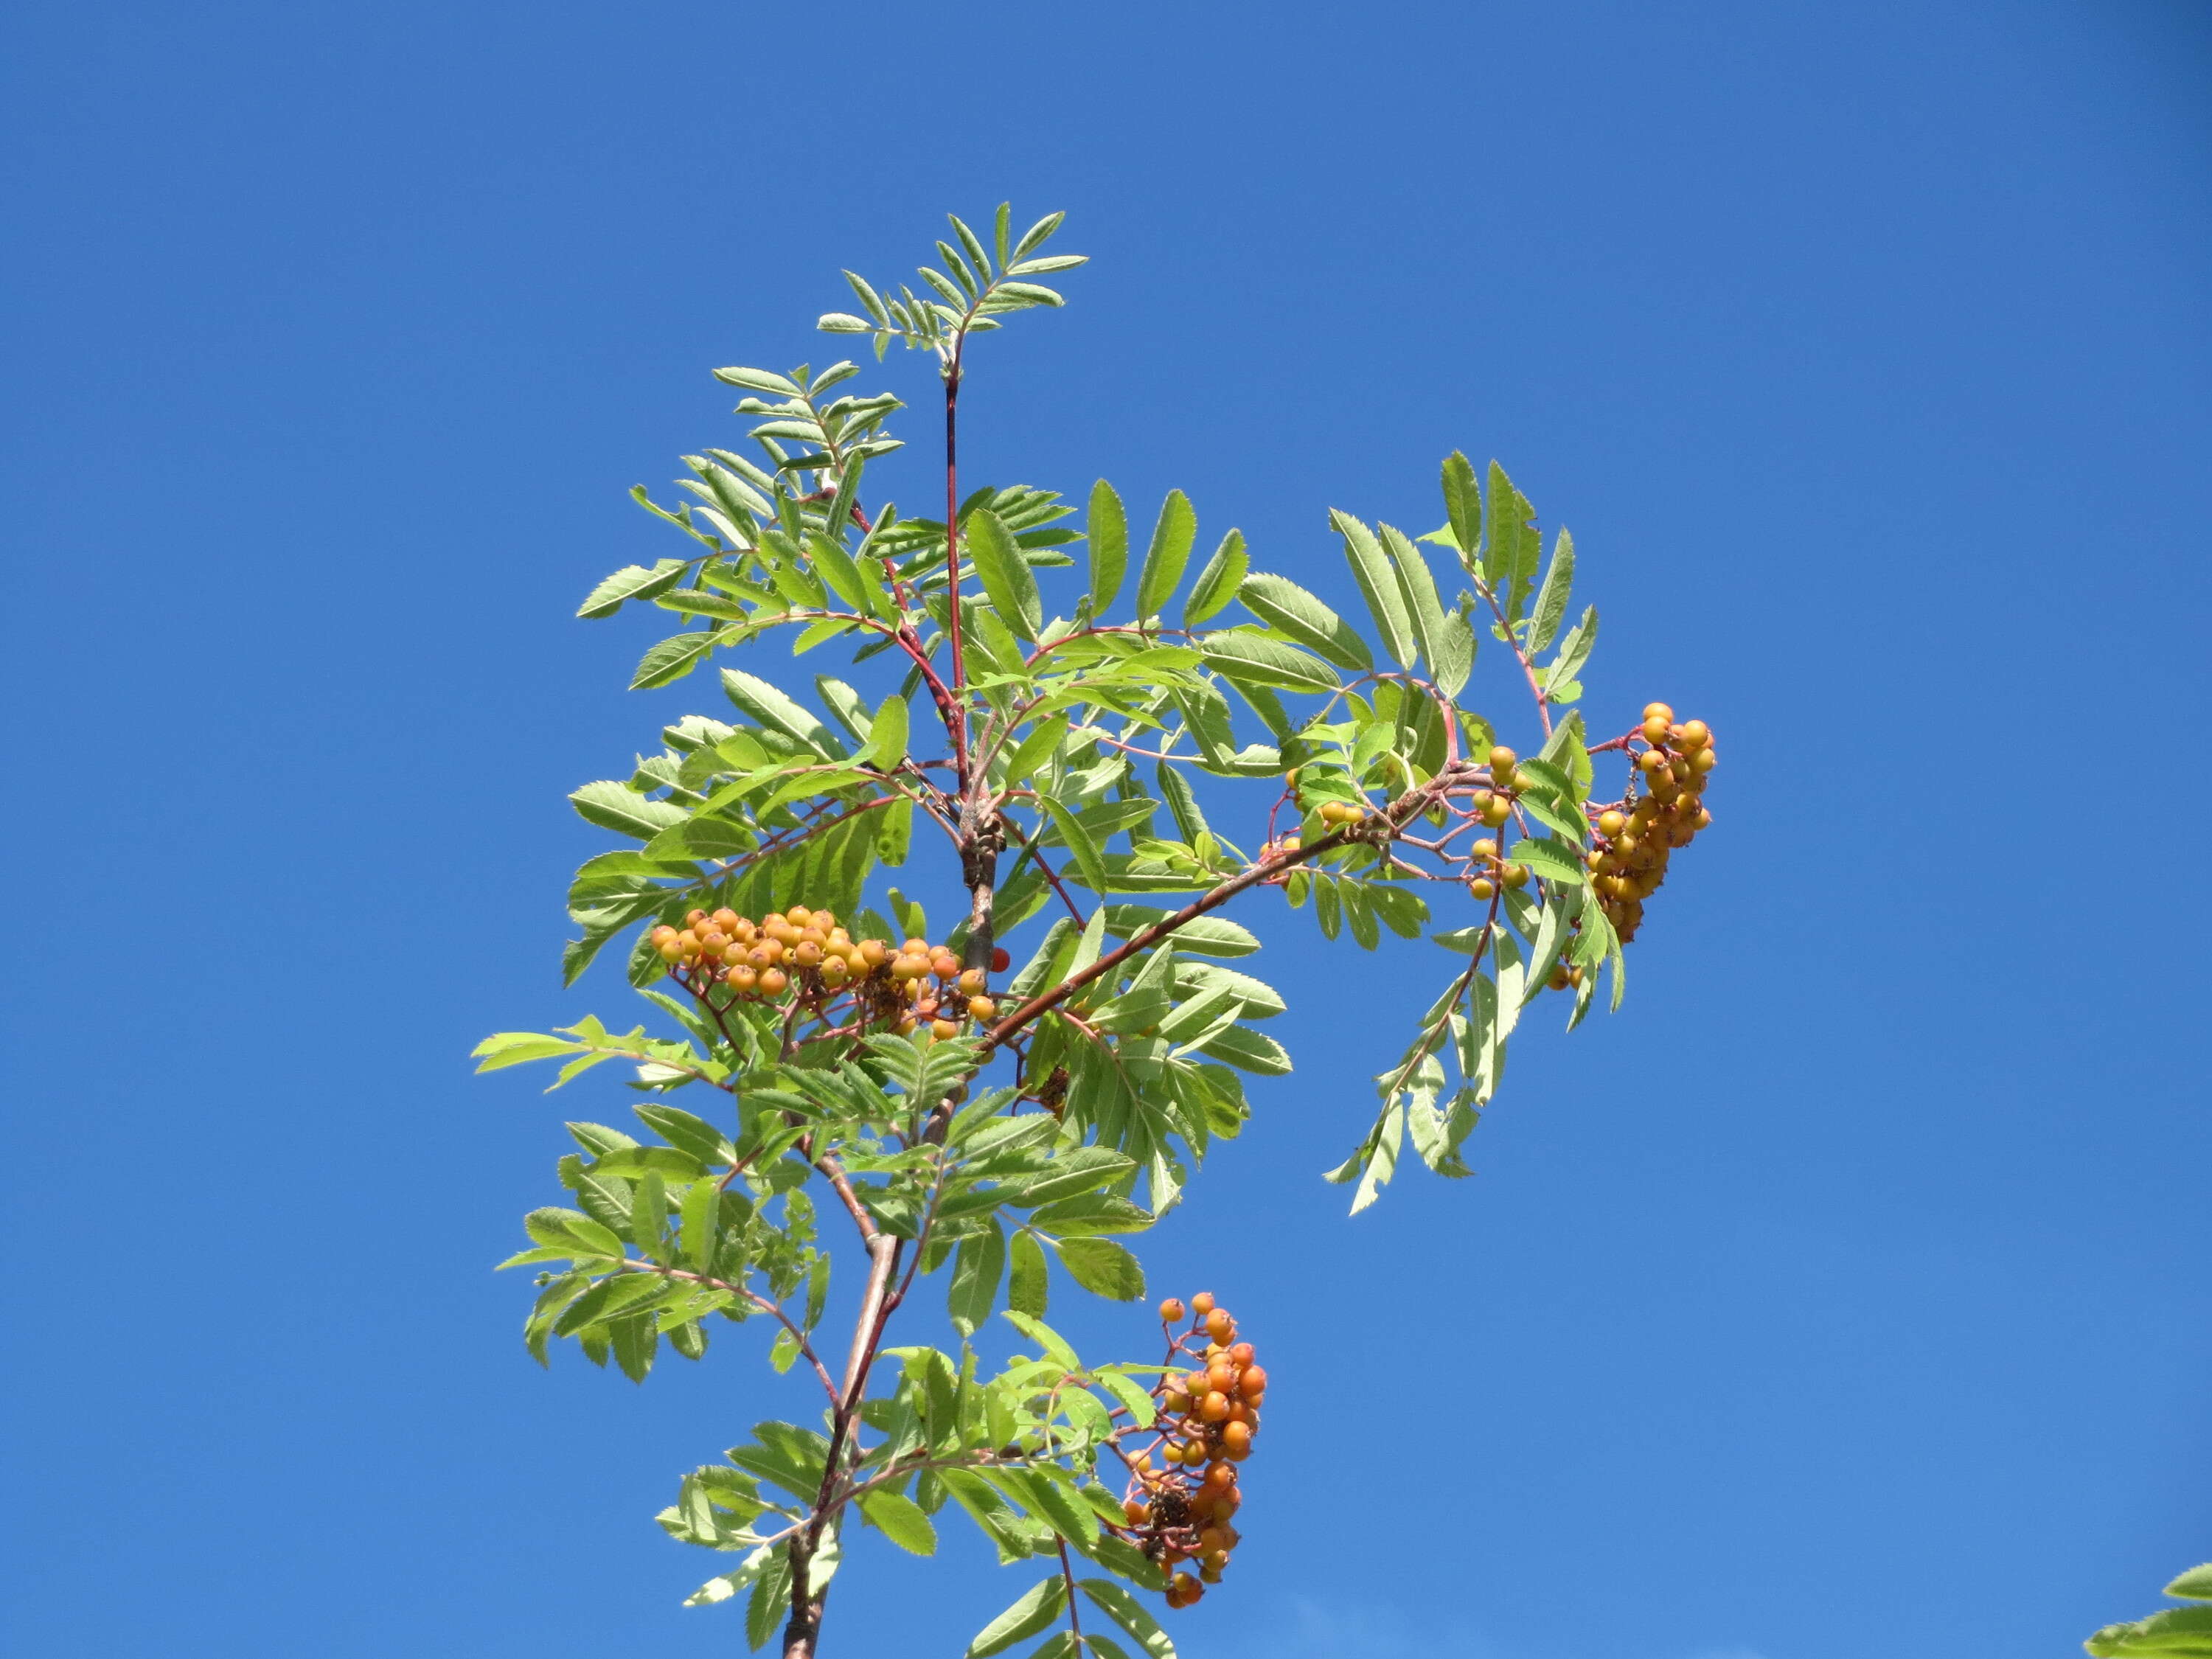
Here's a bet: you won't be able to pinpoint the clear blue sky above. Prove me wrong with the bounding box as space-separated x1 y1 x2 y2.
4 4 2206 1656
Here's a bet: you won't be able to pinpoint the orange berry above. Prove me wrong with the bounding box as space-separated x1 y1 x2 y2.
858 939 890 968
1200 1390 1231 1423
1596 810 1627 838
1123 1497 1150 1525
1228 1342 1254 1366
1202 1461 1237 1491
931 1018 959 1039
1676 718 1710 751
1159 1298 1187 1324
1238 1362 1267 1394
1221 1422 1253 1458
1189 1292 1216 1317
1203 1309 1234 1343
1641 714 1670 745
758 967 788 995
967 995 996 1020
1206 1359 1237 1394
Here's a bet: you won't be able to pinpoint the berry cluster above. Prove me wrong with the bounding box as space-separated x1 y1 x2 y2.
649 906 1011 1037
1585 703 1717 945
1119 1293 1267 1611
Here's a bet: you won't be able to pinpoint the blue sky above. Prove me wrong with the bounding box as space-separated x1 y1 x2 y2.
3 3 2207 1657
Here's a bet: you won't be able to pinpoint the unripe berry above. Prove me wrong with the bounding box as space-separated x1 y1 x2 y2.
1470 877 1496 900
1163 1389 1192 1414
1691 746 1717 773
1200 1553 1228 1576
1123 1497 1150 1525
931 1018 959 1039
1481 795 1512 827
1471 838 1499 860
1676 718 1710 751
1642 701 1674 723
1596 810 1627 837
967 995 996 1020
1170 1572 1202 1606
1641 714 1670 745
785 906 812 925
859 938 890 968
957 967 987 995
1487 744 1517 776
1502 863 1530 890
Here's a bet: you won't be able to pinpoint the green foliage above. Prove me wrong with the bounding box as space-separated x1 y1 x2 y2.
2086 1565 2212 1658
482 203 1717 1658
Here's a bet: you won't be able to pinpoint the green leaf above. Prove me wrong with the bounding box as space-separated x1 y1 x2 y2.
1153 762 1208 844
1441 451 1483 566
632 629 731 691
1181 529 1247 627
1196 1023 1291 1076
1528 526 1575 654
1087 480 1127 613
1055 1238 1146 1301
1008 1228 1049 1317
1483 460 1537 615
684 1543 776 1608
721 668 843 757
1236 571 1372 671
1509 835 1588 887
863 695 909 770
1197 630 1340 693
1077 1579 1177 1659
805 530 872 616
1001 1309 1081 1369
473 1032 582 1072
2084 1604 2212 1658
965 1578 1067 1658
1037 794 1111 897
947 1221 1006 1339
1332 509 1416 668
964 507 1043 642
569 782 687 841
580 559 686 619
1380 524 1472 695
2171 1567 2212 1601
1134 490 1196 621
999 714 1069 787
858 1488 937 1556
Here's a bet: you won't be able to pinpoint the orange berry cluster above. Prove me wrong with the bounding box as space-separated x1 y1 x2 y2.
1120 1293 1267 1611
1584 703 1717 946
649 905 1010 1037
